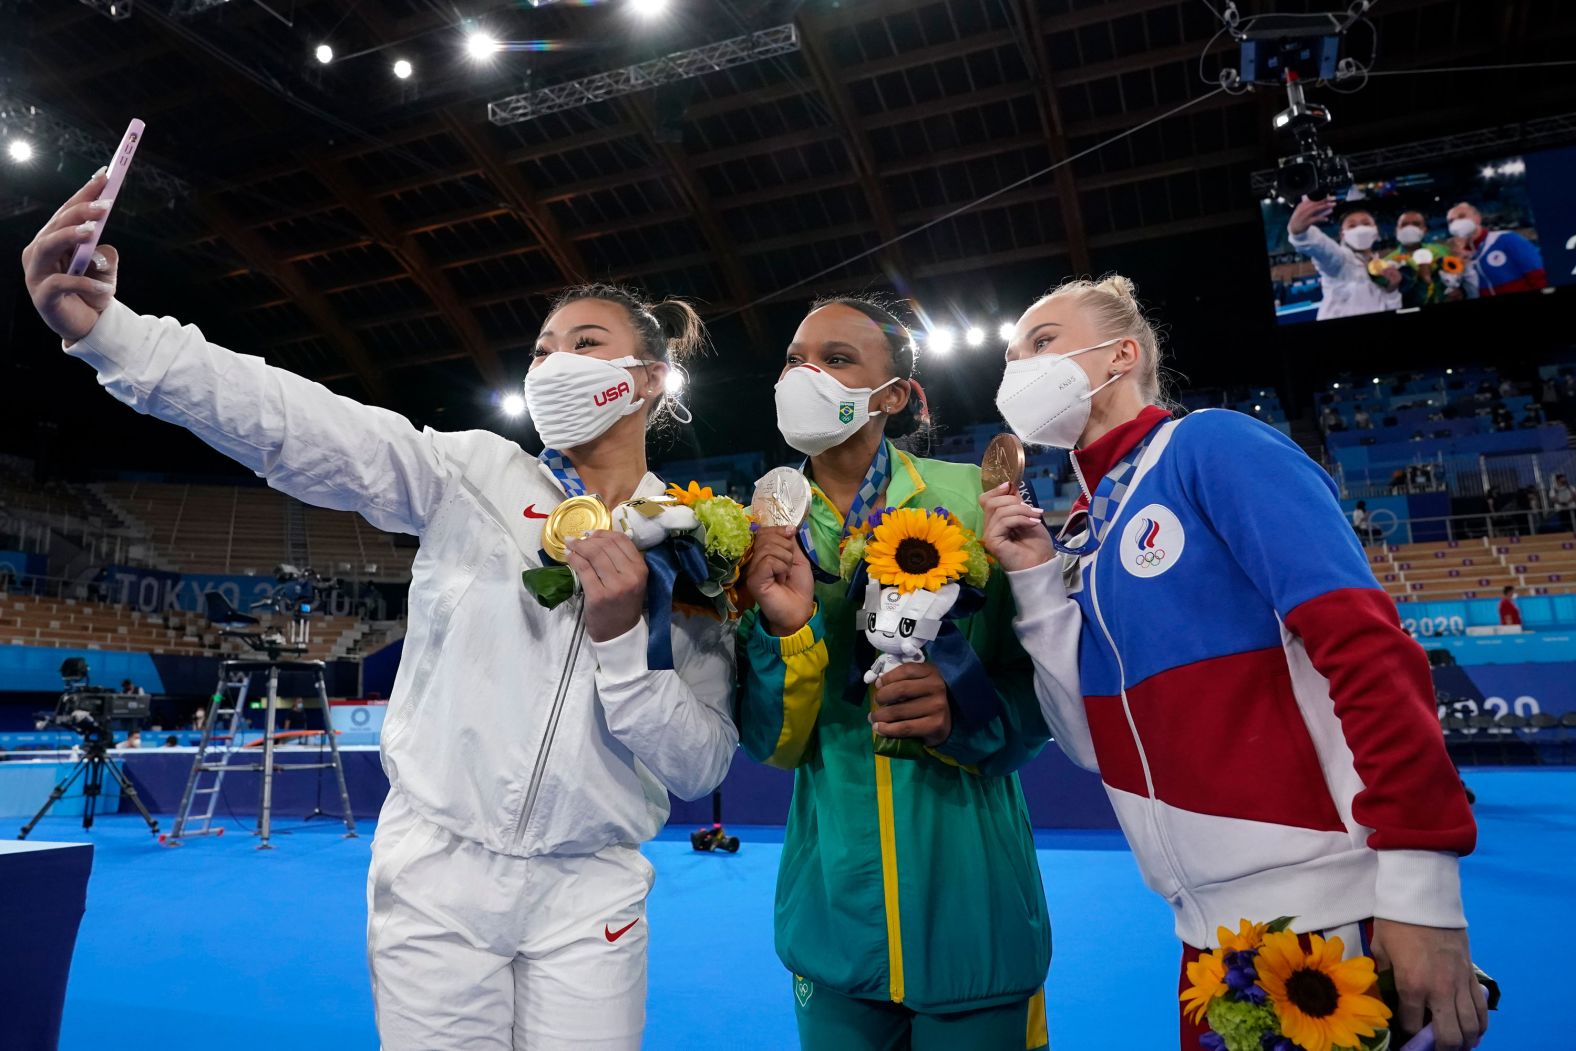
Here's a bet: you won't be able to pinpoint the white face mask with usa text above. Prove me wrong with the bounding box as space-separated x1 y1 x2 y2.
524 352 649 449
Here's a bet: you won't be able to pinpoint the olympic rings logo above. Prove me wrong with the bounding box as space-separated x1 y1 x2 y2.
1134 549 1167 567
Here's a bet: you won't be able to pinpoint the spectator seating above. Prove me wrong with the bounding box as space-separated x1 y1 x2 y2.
97 481 415 580
1373 533 1576 601
0 593 370 662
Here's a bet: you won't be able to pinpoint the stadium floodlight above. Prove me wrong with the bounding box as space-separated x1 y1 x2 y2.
630 0 669 17
315 44 334 65
489 25 799 124
393 59 414 80
665 369 686 395
997 321 1015 343
965 326 985 348
0 94 190 203
79 0 133 19
467 32 501 61
8 139 34 163
926 327 956 355
501 393 526 416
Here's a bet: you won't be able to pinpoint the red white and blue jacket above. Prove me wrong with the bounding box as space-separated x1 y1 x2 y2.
1010 406 1476 948
1467 228 1547 297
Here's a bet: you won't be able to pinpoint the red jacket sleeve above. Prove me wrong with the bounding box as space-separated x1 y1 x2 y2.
1283 588 1476 856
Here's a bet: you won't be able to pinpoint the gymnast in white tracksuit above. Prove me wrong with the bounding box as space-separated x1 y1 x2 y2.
21 171 739 1050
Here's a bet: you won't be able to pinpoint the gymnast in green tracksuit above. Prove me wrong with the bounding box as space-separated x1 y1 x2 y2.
736 297 1053 1050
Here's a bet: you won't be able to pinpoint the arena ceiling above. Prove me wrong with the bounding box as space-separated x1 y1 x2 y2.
4 0 1576 443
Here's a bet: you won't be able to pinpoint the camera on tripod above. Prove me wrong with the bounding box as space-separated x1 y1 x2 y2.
263 563 337 618
39 658 150 745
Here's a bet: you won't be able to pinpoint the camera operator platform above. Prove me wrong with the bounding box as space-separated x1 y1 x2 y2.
167 567 358 849
18 658 160 840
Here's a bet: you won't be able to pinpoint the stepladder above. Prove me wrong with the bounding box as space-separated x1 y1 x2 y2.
165 658 358 848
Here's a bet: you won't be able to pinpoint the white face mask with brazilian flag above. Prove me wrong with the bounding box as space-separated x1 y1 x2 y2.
774 364 900 456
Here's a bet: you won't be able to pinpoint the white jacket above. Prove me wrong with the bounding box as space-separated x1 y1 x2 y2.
69 301 738 857
1288 224 1402 320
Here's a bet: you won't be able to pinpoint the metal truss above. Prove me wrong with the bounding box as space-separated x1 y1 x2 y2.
0 94 192 206
1251 111 1576 194
488 25 799 125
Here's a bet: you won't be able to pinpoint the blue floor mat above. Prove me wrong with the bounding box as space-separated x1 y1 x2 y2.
22 767 1571 1049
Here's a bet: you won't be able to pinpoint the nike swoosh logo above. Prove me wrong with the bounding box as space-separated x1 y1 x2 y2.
522 504 550 520
604 918 640 943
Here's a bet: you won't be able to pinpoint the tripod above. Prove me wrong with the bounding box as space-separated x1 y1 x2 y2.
18 731 161 840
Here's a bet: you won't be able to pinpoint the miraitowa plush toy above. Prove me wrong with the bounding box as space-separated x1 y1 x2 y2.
858 580 961 685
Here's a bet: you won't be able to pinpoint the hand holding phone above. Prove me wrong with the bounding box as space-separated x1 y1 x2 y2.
67 118 143 276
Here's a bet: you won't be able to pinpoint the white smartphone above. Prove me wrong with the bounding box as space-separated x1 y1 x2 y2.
68 118 144 277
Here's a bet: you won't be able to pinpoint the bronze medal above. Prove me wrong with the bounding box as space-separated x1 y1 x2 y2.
981 433 1026 492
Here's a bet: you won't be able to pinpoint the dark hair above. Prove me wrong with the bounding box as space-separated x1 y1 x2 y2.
811 295 932 441
1503 585 1515 595
549 283 706 427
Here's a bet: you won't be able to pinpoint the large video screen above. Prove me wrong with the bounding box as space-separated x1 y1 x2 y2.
1262 145 1576 324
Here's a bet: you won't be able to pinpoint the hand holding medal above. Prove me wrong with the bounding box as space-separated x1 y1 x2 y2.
745 467 815 636
977 434 1054 574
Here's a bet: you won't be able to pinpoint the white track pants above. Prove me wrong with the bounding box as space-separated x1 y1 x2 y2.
366 790 653 1050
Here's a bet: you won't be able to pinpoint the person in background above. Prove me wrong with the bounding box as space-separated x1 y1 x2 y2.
1354 403 1373 429
1519 405 1543 429
1351 500 1380 544
1287 197 1403 320
1498 585 1522 628
1384 211 1451 308
163 735 180 748
1498 377 1517 399
119 678 147 695
190 707 206 732
119 729 143 749
1321 405 1344 433
1447 202 1547 297
1549 473 1576 530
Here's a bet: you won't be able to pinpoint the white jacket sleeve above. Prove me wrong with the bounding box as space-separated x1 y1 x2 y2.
590 613 738 801
1007 559 1097 771
66 300 450 535
1287 223 1351 280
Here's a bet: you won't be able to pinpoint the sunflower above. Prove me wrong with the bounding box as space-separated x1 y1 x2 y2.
1180 950 1227 1025
1217 919 1270 953
1441 255 1465 275
1256 932 1391 1051
665 480 715 506
864 508 970 593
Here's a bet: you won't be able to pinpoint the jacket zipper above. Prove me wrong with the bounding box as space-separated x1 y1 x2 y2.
510 600 588 853
1083 479 1204 936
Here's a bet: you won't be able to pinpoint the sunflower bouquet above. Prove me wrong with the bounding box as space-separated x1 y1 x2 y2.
839 505 992 688
1182 918 1394 1051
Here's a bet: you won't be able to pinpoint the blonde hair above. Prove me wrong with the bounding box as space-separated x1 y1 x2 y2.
1035 274 1168 406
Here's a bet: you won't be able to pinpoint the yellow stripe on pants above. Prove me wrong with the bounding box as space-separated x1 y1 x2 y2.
873 753 904 1003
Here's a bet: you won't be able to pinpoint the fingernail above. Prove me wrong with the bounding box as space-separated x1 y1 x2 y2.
78 220 97 233
88 199 112 212
92 253 109 271
91 280 115 293
92 166 108 180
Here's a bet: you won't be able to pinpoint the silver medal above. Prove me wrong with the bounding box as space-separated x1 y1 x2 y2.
750 466 812 528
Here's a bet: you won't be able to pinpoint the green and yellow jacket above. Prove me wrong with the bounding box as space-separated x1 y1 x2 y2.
736 442 1052 1014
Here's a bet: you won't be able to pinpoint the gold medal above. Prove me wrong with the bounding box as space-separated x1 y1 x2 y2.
981 433 1026 492
541 495 612 563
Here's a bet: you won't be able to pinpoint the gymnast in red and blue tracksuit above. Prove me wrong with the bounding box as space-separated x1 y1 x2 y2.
983 276 1487 1051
